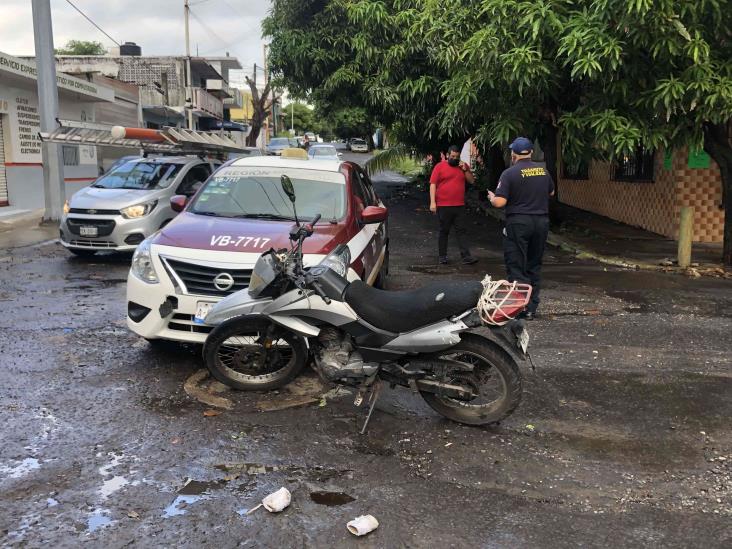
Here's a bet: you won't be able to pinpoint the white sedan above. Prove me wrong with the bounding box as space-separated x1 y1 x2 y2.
307 144 342 161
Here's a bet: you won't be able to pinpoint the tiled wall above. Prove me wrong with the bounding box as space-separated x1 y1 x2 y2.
559 148 725 243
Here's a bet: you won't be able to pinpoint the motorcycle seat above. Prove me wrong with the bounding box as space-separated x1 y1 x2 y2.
343 280 483 334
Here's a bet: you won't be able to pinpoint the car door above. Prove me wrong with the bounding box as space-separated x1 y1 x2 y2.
357 166 387 282
350 167 382 285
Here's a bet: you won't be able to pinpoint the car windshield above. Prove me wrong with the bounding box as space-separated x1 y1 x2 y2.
310 146 337 157
269 138 290 147
93 161 183 190
352 139 365 145
189 166 347 221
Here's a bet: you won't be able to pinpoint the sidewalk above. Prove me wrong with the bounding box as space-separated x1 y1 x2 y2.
467 192 731 279
0 208 59 249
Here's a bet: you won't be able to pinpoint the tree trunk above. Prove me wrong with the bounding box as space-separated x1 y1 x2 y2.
703 121 732 265
244 76 275 148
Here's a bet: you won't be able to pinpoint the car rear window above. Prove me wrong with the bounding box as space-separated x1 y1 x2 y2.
269 138 290 147
190 166 347 221
93 161 183 190
310 147 337 157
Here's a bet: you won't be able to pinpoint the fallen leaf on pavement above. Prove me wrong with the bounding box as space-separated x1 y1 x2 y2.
203 409 221 417
127 510 140 519
171 437 182 444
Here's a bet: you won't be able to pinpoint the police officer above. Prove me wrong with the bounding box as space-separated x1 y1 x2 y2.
488 137 554 320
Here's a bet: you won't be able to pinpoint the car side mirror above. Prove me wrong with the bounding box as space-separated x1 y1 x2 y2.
170 195 188 212
360 205 387 224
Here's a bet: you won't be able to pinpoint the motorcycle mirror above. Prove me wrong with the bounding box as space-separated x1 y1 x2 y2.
281 175 296 203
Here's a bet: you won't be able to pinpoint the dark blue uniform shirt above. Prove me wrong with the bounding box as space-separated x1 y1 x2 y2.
495 159 555 216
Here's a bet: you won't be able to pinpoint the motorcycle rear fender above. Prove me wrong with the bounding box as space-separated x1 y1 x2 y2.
204 289 273 326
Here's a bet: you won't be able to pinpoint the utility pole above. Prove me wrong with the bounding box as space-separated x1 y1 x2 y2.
184 0 195 130
262 44 269 145
32 0 65 222
291 101 294 134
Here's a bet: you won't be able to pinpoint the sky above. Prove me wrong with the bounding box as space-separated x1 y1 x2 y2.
0 0 271 81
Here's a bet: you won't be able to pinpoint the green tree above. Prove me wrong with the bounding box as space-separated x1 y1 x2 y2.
283 102 315 134
265 0 732 263
55 40 106 55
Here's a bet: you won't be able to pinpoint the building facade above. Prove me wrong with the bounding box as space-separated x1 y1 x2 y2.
0 51 121 211
54 47 243 131
558 144 725 243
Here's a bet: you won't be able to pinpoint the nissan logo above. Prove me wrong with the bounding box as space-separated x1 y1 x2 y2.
213 272 235 291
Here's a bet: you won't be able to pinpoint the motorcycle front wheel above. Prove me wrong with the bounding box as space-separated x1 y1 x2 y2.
419 334 522 426
203 318 307 391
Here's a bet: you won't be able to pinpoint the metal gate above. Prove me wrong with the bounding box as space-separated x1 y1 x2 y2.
0 115 8 206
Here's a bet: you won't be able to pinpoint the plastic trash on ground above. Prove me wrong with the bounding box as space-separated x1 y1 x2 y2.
262 487 291 513
347 515 379 536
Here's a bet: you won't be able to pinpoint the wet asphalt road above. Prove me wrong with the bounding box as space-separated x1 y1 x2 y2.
1 152 731 547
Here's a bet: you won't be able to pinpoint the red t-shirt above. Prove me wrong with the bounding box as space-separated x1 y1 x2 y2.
430 161 468 206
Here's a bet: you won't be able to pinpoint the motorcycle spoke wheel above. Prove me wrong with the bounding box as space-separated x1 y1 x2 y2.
436 351 507 409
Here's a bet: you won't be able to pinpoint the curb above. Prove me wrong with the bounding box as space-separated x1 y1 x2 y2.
467 197 731 280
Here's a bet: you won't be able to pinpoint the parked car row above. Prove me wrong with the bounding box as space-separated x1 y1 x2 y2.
60 147 389 346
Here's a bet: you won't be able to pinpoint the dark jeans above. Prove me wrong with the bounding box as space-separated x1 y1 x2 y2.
503 214 550 313
437 206 471 258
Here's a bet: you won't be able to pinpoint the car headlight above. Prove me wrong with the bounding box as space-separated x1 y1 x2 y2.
130 237 158 283
319 244 351 277
63 200 70 214
121 200 158 219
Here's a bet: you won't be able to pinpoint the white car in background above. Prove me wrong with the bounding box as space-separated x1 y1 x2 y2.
349 139 369 153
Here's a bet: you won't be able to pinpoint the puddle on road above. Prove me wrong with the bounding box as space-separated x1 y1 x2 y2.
162 478 227 518
87 508 112 533
47 497 59 507
0 457 40 479
99 475 129 498
309 491 356 506
163 495 203 518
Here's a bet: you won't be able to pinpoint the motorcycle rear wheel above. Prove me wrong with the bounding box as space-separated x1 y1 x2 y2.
419 334 522 425
203 318 307 391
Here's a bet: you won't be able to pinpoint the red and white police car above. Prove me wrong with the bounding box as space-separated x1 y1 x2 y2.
126 149 388 343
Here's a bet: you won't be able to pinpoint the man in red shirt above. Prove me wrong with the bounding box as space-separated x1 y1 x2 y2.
429 145 478 264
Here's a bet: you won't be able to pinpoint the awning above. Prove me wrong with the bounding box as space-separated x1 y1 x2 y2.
142 105 185 120
198 119 249 132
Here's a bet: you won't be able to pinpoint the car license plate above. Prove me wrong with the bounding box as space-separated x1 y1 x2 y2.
194 302 215 324
518 328 530 354
80 226 98 237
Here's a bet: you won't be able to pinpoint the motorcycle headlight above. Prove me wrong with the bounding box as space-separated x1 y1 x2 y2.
63 200 70 215
319 244 351 277
121 200 158 219
130 237 158 283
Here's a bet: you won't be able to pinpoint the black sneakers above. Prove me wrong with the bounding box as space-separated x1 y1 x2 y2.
439 256 450 265
461 256 478 265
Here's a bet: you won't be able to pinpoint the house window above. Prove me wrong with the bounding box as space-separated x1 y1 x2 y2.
614 146 655 182
62 145 79 166
562 159 589 180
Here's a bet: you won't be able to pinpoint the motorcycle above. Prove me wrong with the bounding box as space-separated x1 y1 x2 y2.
200 175 533 429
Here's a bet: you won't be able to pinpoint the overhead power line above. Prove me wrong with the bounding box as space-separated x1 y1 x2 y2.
64 0 120 46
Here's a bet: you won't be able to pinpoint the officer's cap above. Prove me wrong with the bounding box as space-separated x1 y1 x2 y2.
509 137 533 154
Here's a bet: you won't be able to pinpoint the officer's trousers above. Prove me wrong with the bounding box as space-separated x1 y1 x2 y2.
503 214 550 313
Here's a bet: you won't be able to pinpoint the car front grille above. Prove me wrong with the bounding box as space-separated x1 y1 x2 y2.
69 208 119 215
68 239 117 248
66 218 116 236
164 258 252 297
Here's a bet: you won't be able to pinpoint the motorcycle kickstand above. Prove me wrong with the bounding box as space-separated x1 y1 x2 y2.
359 380 383 435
